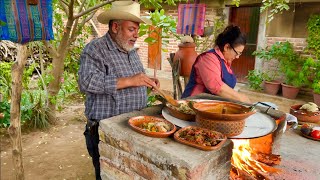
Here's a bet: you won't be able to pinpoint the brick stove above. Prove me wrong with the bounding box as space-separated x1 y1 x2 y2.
98 102 286 180
98 105 233 180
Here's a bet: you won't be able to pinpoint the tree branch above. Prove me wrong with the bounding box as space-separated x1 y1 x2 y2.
59 0 69 16
68 0 75 21
73 0 115 20
77 0 86 14
43 41 58 59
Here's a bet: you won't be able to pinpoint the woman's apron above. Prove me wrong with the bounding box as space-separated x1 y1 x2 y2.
181 49 237 98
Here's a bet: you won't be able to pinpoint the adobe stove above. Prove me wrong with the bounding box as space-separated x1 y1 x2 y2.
97 99 287 180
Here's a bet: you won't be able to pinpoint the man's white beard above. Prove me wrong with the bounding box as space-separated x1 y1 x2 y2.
114 31 135 52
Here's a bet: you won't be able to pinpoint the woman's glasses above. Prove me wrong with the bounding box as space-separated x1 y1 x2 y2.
230 45 242 56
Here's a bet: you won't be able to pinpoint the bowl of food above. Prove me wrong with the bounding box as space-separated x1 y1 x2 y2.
190 101 255 121
174 126 227 151
166 100 196 121
290 102 320 124
128 116 176 138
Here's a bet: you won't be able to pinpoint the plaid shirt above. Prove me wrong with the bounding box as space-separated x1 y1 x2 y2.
78 33 147 120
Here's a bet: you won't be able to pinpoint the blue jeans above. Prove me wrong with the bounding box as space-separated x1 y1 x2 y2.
84 122 101 180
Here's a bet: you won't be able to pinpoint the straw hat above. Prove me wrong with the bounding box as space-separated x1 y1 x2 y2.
97 1 151 25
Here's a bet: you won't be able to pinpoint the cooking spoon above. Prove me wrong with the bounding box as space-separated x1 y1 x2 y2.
152 86 179 107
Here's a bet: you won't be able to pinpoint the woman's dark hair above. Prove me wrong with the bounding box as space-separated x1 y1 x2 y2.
215 25 246 52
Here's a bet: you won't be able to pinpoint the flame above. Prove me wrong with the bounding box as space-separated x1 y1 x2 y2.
231 139 281 179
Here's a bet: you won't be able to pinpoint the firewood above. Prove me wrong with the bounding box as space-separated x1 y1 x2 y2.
252 153 281 166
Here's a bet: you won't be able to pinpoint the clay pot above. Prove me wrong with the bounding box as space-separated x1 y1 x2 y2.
289 104 320 124
195 114 246 137
264 81 281 95
314 92 320 106
281 83 300 99
173 43 198 77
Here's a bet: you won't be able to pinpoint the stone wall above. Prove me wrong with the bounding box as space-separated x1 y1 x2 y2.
98 105 233 180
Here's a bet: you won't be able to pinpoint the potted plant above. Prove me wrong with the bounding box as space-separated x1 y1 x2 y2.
246 70 264 91
312 81 320 106
275 42 307 99
253 47 281 95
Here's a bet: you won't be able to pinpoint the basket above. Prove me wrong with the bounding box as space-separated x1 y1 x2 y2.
195 114 245 137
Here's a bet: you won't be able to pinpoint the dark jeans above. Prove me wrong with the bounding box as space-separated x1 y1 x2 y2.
84 121 101 180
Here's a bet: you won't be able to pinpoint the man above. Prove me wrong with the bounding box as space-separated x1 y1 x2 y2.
78 1 159 179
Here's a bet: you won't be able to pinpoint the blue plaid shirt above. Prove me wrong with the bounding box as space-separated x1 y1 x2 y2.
78 33 147 120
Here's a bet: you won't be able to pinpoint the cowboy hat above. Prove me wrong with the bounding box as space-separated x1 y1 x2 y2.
97 1 151 25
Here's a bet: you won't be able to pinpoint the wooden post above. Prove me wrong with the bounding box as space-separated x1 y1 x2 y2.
8 44 28 180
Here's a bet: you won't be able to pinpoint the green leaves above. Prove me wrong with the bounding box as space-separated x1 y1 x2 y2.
306 14 320 60
246 70 263 91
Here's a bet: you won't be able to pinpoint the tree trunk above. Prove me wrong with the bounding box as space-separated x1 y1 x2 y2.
47 18 74 123
8 44 28 180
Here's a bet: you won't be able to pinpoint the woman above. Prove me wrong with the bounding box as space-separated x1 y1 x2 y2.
181 25 250 103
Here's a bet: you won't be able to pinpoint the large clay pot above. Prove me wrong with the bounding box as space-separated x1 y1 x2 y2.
281 83 300 99
264 81 281 95
173 43 198 77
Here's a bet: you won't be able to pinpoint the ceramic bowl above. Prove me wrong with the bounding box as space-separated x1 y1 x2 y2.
290 104 320 124
166 100 195 121
128 116 176 138
173 126 227 151
191 101 255 121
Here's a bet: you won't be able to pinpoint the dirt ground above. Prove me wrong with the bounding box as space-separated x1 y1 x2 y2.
0 104 95 180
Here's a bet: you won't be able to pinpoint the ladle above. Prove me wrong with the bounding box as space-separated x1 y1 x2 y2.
152 86 179 107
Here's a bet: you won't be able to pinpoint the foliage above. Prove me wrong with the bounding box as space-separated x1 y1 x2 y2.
260 0 290 23
246 70 263 91
194 18 225 52
0 101 10 127
22 91 50 129
0 62 13 99
313 81 320 94
253 41 307 87
139 9 178 52
306 14 320 60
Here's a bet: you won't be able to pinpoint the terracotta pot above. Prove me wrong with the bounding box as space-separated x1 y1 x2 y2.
173 43 198 77
264 81 281 95
314 92 320 106
281 83 300 99
195 114 246 137
290 104 320 124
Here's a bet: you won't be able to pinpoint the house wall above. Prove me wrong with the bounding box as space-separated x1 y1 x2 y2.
90 2 317 83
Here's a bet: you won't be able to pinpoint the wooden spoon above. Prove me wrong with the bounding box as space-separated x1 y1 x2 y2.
152 86 179 107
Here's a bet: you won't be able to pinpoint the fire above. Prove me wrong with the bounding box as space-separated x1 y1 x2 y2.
230 139 281 180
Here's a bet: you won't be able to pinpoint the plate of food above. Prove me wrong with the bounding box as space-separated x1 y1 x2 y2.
173 126 227 151
300 124 320 141
128 116 176 138
166 100 196 121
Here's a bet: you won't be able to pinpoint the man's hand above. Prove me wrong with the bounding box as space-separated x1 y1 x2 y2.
117 73 157 89
150 77 160 89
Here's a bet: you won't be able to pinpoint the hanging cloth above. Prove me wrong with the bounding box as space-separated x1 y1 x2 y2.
176 0 206 35
0 0 54 44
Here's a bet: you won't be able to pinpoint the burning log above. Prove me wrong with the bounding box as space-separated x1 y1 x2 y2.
231 140 282 180
252 152 281 166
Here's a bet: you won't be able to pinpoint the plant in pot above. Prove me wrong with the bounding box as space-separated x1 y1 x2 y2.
246 70 264 91
275 42 306 99
252 47 281 95
312 81 320 106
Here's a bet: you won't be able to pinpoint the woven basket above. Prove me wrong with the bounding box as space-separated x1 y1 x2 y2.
196 114 245 137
